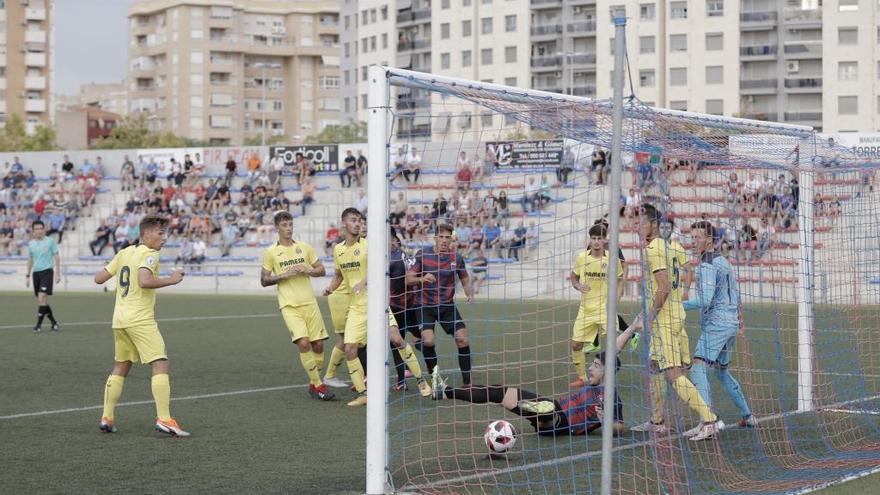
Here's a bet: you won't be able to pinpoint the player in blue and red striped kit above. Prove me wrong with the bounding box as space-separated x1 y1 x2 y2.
432 324 636 436
407 223 475 385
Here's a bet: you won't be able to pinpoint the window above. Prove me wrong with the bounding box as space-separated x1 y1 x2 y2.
361 10 367 25
505 46 517 63
273 101 283 111
639 36 655 54
505 77 517 86
706 0 724 16
839 95 858 114
705 32 723 51
381 6 388 20
344 43 350 57
382 33 388 49
505 15 516 32
190 51 203 63
462 20 472 37
343 70 350 85
344 15 350 29
640 3 656 20
441 23 450 39
442 0 450 8
706 65 723 84
839 27 858 44
481 17 493 34
670 1 688 18
706 99 723 115
190 29 203 39
463 0 471 6
441 53 450 69
670 67 687 85
670 34 687 51
462 50 472 67
481 48 493 65
839 61 858 80
481 112 493 127
839 0 858 11
370 36 376 51
639 69 656 87
670 100 687 111
370 9 377 23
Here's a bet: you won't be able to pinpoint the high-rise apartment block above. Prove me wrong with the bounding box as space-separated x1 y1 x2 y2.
2 0 53 133
127 0 341 145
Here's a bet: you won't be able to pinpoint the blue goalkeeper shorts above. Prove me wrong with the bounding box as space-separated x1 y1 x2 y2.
694 325 739 367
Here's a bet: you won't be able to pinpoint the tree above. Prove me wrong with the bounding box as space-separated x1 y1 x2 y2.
503 123 556 141
92 113 193 149
305 120 367 144
244 134 288 146
0 114 58 151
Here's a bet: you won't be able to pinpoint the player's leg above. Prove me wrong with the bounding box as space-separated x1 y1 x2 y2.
444 305 471 386
129 323 189 436
282 307 324 390
303 303 334 400
323 293 350 387
661 322 715 425
100 328 140 432
571 307 589 386
420 306 439 374
714 337 754 426
42 271 58 330
390 322 431 397
343 309 368 406
390 307 408 388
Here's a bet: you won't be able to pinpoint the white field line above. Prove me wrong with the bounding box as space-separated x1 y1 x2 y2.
0 313 280 330
0 360 536 421
405 392 880 491
788 465 880 495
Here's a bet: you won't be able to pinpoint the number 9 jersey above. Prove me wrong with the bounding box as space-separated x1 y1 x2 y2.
104 244 162 329
644 237 688 326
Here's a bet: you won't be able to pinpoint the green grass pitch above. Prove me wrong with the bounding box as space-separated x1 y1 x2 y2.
0 291 877 494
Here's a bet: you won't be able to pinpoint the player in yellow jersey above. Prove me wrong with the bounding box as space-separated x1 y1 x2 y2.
323 207 370 406
93 215 189 437
569 223 624 387
321 276 352 388
260 211 334 401
631 204 720 441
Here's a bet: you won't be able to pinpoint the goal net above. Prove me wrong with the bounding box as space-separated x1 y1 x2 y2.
366 65 880 495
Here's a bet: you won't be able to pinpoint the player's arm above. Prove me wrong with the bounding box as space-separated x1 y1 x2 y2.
683 263 716 310
648 268 670 322
260 267 295 287
94 253 119 284
53 251 62 283
138 267 184 289
25 255 32 287
322 270 343 295
304 258 326 277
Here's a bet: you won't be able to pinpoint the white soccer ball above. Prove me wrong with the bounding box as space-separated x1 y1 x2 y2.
484 420 517 453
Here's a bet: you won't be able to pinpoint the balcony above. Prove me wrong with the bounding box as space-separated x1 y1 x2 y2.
25 53 46 67
25 99 47 113
740 11 777 30
397 8 431 24
784 77 822 90
24 31 47 44
741 112 778 122
396 95 431 110
531 0 562 8
784 8 821 25
784 111 822 121
569 53 597 66
783 41 822 59
531 54 562 69
397 38 431 52
740 44 777 58
572 85 596 97
24 8 47 21
740 78 777 90
25 76 46 90
531 24 563 37
567 20 597 35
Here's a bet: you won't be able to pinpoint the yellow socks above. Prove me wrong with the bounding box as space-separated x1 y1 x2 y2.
324 346 346 380
299 352 323 387
347 358 367 393
572 349 586 381
650 373 668 424
151 374 172 422
400 343 422 379
672 375 715 422
102 375 125 419
312 350 325 372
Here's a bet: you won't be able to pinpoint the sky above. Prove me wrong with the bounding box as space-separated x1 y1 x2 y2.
54 0 138 95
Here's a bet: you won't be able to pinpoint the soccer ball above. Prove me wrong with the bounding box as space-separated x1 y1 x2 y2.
484 420 517 453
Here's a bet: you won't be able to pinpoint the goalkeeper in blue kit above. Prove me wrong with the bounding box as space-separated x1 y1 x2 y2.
682 221 757 436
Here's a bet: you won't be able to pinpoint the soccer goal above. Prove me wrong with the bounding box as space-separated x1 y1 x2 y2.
363 34 880 495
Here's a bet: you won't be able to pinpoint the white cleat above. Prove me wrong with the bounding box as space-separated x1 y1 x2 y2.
631 421 670 434
323 377 350 388
689 419 724 442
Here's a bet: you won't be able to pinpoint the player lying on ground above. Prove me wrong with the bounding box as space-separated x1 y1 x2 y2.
93 214 190 437
260 210 334 401
682 220 757 434
26 219 61 333
431 325 637 436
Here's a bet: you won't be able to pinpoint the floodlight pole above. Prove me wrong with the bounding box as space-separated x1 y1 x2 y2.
796 139 815 412
366 65 390 495
600 10 627 495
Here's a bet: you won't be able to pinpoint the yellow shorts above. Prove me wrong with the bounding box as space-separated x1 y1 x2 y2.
328 291 351 334
281 303 328 343
649 318 689 371
572 306 606 345
388 311 398 329
344 305 367 346
113 322 167 364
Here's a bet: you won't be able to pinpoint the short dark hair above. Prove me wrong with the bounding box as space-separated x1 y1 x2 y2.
31 220 45 229
436 223 454 235
641 203 663 224
588 223 608 238
390 226 402 244
139 214 170 233
341 207 363 221
274 211 294 225
596 350 622 372
690 220 716 239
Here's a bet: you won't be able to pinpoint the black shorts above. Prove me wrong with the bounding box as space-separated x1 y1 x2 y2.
391 305 422 340
420 304 466 335
32 269 54 296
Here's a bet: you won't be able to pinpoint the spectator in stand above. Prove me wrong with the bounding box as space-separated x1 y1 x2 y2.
456 219 472 254
738 219 757 260
192 236 207 266
79 157 94 178
635 152 654 190
471 152 485 184
390 191 408 226
120 155 136 191
498 220 515 258
355 149 367 186
391 147 406 183
224 155 237 187
418 205 433 241
725 172 740 209
341 150 357 188
432 192 448 219
755 216 775 259
113 219 130 253
469 219 485 253
521 176 540 213
94 156 106 180
525 220 540 259
89 220 113 256
61 155 75 180
267 152 284 188
744 172 761 209
192 152 205 181
355 190 369 216
470 247 489 295
455 151 473 191
221 220 240 257
324 222 340 255
497 190 510 219
9 157 25 183
145 158 159 185
404 146 422 183
0 220 15 255
482 189 497 220
403 206 419 240
509 221 527 261
175 236 194 266
537 175 553 210
295 178 316 216
558 146 575 185
246 153 262 186
170 158 185 187
45 209 66 243
293 152 316 185
590 148 607 185
182 154 195 184
484 220 502 257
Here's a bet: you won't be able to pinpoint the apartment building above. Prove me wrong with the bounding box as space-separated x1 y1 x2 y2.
1 0 54 133
341 0 530 139
128 0 340 145
56 82 129 117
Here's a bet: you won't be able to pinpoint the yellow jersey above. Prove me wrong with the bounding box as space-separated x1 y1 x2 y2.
262 241 319 309
645 237 687 324
334 238 368 308
104 244 161 328
573 250 624 315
